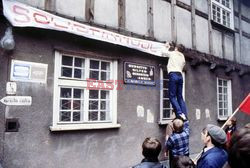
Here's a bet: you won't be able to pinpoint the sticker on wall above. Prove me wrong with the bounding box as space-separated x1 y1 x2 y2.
196 109 201 120
205 109 211 119
147 109 154 123
137 105 144 117
10 60 48 83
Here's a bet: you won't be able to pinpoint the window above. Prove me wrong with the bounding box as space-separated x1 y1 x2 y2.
51 52 120 131
211 0 234 29
217 78 232 120
159 69 185 124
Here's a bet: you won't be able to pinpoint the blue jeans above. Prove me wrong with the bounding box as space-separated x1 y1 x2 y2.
169 72 187 117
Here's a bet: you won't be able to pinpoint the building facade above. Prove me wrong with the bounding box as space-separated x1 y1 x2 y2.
0 0 250 167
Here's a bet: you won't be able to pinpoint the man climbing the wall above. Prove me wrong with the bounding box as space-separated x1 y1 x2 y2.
161 42 187 120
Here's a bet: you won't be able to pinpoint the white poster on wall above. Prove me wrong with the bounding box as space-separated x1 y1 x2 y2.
10 60 48 83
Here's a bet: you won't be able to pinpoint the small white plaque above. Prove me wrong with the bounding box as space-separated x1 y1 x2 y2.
6 82 17 95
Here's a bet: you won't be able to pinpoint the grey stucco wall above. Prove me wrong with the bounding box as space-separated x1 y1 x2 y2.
195 0 208 14
195 15 209 53
55 0 86 21
153 0 172 42
94 0 118 28
1 28 167 168
212 29 223 58
241 36 250 65
125 0 148 35
0 22 8 165
176 6 192 49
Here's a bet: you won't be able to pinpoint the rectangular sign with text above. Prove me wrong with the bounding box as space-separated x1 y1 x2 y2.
124 62 155 86
10 60 48 83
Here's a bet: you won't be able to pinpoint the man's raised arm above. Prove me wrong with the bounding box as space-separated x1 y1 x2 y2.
161 42 171 57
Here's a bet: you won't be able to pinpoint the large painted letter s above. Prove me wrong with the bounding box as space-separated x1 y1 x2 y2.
13 5 30 23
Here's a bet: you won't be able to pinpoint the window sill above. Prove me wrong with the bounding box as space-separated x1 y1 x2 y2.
50 123 121 131
158 119 173 125
217 118 228 122
211 20 235 34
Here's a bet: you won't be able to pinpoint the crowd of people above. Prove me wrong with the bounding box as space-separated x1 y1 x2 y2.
133 120 250 168
132 42 250 168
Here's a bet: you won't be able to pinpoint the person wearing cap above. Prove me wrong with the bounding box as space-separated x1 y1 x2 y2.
197 124 228 168
161 42 187 120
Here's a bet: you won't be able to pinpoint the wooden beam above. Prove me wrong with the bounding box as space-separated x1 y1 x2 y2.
118 0 126 28
207 0 213 54
171 0 177 43
85 0 95 23
191 0 196 49
147 0 154 37
222 31 225 59
238 0 242 63
44 0 56 12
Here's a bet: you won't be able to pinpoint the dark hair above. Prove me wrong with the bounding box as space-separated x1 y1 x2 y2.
142 137 162 160
173 156 195 168
230 117 237 126
244 123 250 128
207 132 225 148
228 128 250 168
173 117 184 133
176 44 185 53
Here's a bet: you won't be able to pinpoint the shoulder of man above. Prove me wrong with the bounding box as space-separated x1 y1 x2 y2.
132 162 166 168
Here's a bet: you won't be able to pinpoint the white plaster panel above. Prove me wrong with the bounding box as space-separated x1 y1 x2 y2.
178 0 191 6
153 0 171 42
195 16 209 53
241 4 250 17
16 0 45 9
234 0 239 12
241 36 250 65
212 30 223 58
125 0 147 35
55 0 85 20
195 0 208 14
224 35 234 61
241 20 250 35
94 0 118 28
176 7 192 48
234 17 239 30
235 33 240 63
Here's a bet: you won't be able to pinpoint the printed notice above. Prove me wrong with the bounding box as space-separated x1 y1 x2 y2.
0 96 32 106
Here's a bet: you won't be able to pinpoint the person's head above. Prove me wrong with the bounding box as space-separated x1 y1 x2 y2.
227 127 250 168
173 117 184 133
201 124 227 147
142 137 162 160
244 123 250 128
226 117 237 127
175 44 185 53
172 156 195 168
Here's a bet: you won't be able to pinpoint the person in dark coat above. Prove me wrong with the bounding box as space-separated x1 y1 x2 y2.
224 117 237 147
133 137 166 168
197 124 228 168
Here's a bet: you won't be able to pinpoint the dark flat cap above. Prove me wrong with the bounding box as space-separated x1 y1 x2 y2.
206 124 227 144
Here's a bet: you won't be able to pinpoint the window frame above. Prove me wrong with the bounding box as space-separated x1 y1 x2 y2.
211 0 234 30
50 51 120 131
159 68 186 125
216 77 232 120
